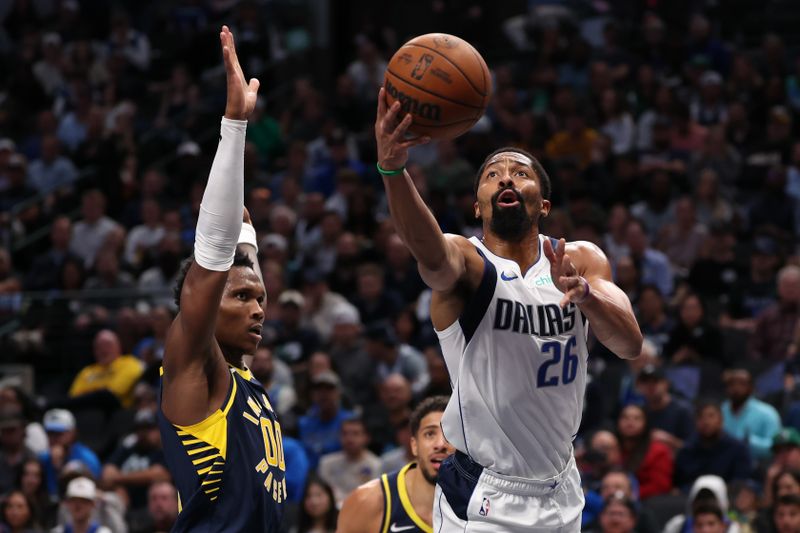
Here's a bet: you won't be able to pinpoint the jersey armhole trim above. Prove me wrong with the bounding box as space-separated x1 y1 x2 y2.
380 474 391 533
397 463 433 533
458 247 497 345
173 374 237 440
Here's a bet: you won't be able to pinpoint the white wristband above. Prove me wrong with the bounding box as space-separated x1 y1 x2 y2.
238 223 258 250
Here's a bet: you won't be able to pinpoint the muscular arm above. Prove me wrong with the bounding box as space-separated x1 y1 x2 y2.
546 239 642 360
336 479 385 533
161 27 260 426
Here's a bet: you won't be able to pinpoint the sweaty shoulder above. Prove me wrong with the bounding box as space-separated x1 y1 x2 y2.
565 240 612 279
442 233 485 288
337 478 385 533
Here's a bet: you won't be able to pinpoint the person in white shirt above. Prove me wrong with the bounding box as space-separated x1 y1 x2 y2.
318 417 381 506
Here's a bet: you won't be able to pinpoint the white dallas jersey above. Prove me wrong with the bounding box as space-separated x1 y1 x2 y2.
436 235 589 480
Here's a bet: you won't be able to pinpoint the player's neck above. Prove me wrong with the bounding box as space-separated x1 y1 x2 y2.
482 228 541 273
405 465 435 524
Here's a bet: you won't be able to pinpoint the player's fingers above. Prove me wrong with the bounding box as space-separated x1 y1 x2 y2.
376 88 387 120
399 136 430 149
390 114 413 142
385 100 402 127
557 238 566 259
562 254 577 276
543 238 556 262
248 78 260 95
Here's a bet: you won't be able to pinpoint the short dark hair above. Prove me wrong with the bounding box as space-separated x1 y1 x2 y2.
474 147 551 200
410 395 449 436
173 250 254 309
695 399 722 417
692 502 724 521
341 416 367 432
776 493 800 509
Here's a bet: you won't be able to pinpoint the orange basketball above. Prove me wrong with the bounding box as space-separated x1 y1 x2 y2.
384 33 491 140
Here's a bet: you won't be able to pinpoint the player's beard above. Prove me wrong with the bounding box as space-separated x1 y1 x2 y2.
489 188 535 241
420 462 439 485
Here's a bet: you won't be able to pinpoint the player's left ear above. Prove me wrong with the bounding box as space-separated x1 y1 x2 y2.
410 436 419 458
474 201 481 220
540 199 551 218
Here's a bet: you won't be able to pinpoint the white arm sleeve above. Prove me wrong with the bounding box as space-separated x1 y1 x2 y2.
193 117 247 271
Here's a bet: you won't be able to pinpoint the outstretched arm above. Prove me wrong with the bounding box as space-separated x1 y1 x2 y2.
161 26 260 425
545 239 643 359
375 89 468 292
336 480 384 533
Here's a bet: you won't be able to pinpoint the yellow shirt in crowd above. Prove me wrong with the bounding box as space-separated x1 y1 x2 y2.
68 355 144 408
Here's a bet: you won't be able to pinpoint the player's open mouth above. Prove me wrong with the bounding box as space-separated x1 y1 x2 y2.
430 456 446 469
497 189 520 207
248 324 262 341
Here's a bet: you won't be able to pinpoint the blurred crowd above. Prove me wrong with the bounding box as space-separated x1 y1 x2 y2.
2 0 800 532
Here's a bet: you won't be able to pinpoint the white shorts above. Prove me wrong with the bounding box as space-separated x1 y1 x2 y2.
433 452 584 532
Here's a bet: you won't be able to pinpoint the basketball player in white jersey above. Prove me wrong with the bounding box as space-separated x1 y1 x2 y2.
374 91 643 532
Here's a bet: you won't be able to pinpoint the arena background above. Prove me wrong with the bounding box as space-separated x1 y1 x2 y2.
1 0 800 531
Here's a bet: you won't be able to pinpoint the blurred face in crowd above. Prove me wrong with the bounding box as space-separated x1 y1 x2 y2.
599 499 636 533
618 406 646 440
693 512 726 533
308 352 332 378
386 234 411 270
600 471 632 500
411 411 454 485
141 199 161 227
775 503 800 533
3 491 31 529
474 152 550 242
20 460 43 497
724 372 753 406
340 420 369 457
311 384 339 417
304 481 333 519
148 482 178 526
81 191 105 223
590 430 622 466
136 424 161 451
696 405 723 440
93 329 122 365
773 444 800 470
776 473 800 499
357 270 383 301
51 216 71 250
303 193 325 223
624 221 647 256
379 374 412 412
0 418 25 452
638 287 664 322
250 347 274 384
66 497 94 525
637 376 668 406
680 295 704 327
777 268 800 306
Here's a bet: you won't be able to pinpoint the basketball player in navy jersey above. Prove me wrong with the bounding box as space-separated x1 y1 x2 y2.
337 396 454 533
158 27 286 532
374 91 643 531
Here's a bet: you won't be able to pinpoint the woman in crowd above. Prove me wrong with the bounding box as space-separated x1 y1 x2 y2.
617 405 673 499
0 490 44 533
293 476 338 533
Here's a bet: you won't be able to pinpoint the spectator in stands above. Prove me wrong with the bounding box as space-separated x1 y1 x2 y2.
69 190 122 269
750 265 800 362
723 236 780 329
624 218 673 297
545 111 598 170
16 459 53 529
364 323 429 398
301 269 354 344
773 494 800 533
689 503 730 533
365 374 413 454
249 346 296 420
0 407 34 495
379 420 413 474
722 368 782 460
318 417 380 506
656 196 708 276
67 329 143 410
27 135 77 194
128 480 178 533
39 409 100 496
663 475 736 533
123 199 164 271
136 232 183 309
24 216 77 291
636 365 694 449
674 400 752 491
617 405 673 499
351 264 403 324
688 222 741 305
101 409 168 510
298 371 354 469
264 290 320 369
52 477 111 533
0 388 47 455
637 285 673 355
583 467 660 533
328 305 374 407
0 489 44 533
0 154 37 214
295 475 337 533
593 494 638 533
82 249 136 310
663 293 724 365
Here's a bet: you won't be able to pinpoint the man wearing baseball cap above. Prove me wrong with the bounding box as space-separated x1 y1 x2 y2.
52 477 111 533
40 409 100 496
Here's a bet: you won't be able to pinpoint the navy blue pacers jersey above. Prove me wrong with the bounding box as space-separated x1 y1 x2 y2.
158 365 286 532
378 463 432 533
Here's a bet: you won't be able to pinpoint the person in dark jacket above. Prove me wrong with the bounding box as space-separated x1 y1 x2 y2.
674 400 752 491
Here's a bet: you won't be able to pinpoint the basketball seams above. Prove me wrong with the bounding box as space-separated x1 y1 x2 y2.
385 69 485 110
406 116 481 128
405 42 487 98
465 44 489 99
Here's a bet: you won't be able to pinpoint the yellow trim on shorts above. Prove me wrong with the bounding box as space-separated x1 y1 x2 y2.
381 474 392 533
398 463 433 533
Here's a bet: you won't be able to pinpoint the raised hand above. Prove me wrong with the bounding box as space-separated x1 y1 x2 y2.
543 238 591 308
220 26 260 121
375 87 430 171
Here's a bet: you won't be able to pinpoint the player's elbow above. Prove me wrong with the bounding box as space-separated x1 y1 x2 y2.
616 329 644 360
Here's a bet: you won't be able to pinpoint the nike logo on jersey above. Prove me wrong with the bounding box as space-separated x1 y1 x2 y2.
500 271 518 281
390 524 415 532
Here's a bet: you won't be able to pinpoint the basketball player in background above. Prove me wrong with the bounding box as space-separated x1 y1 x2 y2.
375 90 643 532
158 27 286 531
337 396 454 533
